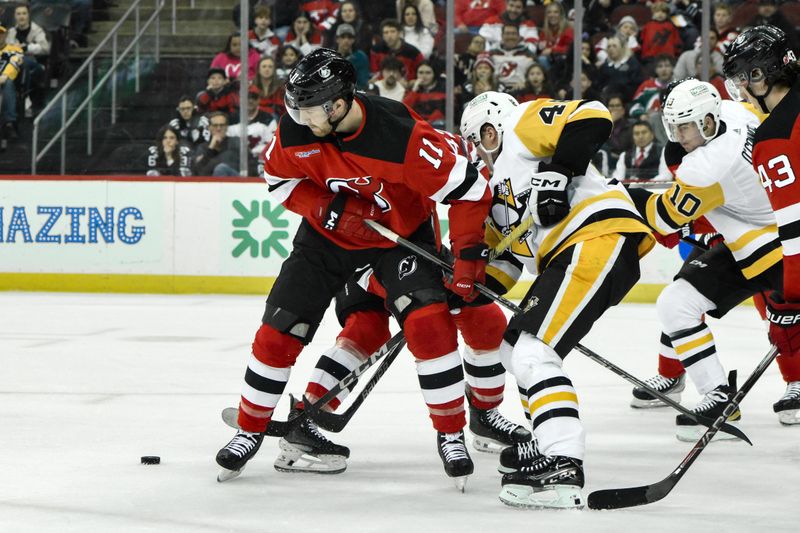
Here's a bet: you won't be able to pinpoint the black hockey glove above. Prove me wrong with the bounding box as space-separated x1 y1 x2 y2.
531 162 571 227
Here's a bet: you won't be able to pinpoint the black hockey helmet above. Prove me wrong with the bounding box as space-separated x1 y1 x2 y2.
722 25 797 102
284 48 356 112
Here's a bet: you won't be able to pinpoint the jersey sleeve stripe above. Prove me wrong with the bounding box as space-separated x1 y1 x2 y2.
726 225 779 252
778 219 800 242
434 156 486 203
567 100 612 121
773 202 800 229
652 195 683 231
265 173 304 204
781 236 800 256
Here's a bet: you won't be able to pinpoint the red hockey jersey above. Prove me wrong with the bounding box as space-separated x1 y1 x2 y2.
262 94 490 250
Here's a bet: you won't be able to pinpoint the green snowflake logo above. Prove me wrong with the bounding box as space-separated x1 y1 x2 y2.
231 200 290 258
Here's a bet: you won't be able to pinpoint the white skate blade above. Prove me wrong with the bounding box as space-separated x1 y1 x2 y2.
630 392 681 409
778 409 800 425
273 439 347 474
471 435 507 454
676 421 742 443
217 467 243 482
452 475 469 492
499 484 583 509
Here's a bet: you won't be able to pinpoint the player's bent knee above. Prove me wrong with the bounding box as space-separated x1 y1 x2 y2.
338 309 391 356
252 323 304 367
512 332 562 373
455 303 507 350
657 278 714 332
404 302 458 360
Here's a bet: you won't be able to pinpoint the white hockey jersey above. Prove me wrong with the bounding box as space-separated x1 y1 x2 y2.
484 98 653 282
642 101 781 279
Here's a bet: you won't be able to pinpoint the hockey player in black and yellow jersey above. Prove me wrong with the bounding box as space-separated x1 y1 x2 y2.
460 92 653 509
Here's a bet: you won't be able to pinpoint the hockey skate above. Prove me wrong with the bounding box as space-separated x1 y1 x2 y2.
274 396 350 474
468 394 532 454
499 455 584 509
216 429 264 482
498 440 539 474
774 381 800 425
630 374 685 408
437 430 474 492
676 373 741 442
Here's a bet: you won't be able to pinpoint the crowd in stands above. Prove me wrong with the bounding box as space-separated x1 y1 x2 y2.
72 0 795 178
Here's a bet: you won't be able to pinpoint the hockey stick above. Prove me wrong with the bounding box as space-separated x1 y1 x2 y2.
587 345 778 510
303 336 407 432
364 220 751 442
221 331 406 437
489 215 535 262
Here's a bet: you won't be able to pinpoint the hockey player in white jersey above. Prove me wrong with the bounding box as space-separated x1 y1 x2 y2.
627 79 783 441
460 92 654 509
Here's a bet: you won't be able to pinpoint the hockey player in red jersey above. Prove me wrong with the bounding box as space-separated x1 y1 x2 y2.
215 49 491 486
724 25 800 424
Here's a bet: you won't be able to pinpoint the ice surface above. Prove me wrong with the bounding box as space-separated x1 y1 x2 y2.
1 293 798 532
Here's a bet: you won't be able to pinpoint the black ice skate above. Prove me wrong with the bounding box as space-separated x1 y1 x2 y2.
274 396 350 474
774 381 800 425
468 393 532 453
630 373 685 408
498 440 540 474
437 430 474 492
499 455 584 509
676 372 741 442
216 429 264 482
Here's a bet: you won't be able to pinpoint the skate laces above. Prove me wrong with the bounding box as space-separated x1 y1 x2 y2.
515 440 539 461
226 430 260 457
519 453 555 473
441 433 469 462
783 381 800 400
644 374 677 391
301 418 331 445
484 408 519 435
694 388 728 413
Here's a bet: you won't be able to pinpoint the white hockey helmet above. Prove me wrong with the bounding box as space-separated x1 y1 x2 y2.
459 91 519 153
661 79 722 143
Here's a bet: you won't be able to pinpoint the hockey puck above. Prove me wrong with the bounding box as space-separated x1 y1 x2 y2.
141 456 160 465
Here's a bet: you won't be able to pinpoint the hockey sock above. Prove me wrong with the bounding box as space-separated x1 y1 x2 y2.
304 341 366 411
462 346 505 409
415 350 467 433
513 333 584 460
657 333 686 379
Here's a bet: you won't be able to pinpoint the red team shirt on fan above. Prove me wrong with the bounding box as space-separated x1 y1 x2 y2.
752 84 800 301
262 94 490 250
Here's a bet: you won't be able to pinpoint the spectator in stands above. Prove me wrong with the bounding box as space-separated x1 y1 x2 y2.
0 25 23 140
196 68 240 117
276 44 303 80
747 0 799 52
585 0 620 37
403 61 446 127
460 53 506 108
479 0 539 52
211 33 260 81
249 5 281 59
169 96 210 147
555 40 598 94
334 23 370 89
228 89 278 177
286 11 323 56
556 70 603 102
595 15 641 67
6 4 48 116
601 93 633 170
263 0 304 41
401 4 434 59
629 54 674 120
300 0 340 33
455 0 505 33
673 28 724 80
373 56 407 101
489 23 536 92
146 125 192 177
640 2 681 63
396 0 438 35
455 34 486 87
514 62 552 102
694 52 729 101
595 34 643 102
64 0 92 48
611 120 662 182
370 19 424 82
193 111 241 177
713 3 739 55
326 1 373 53
252 56 286 117
537 1 574 71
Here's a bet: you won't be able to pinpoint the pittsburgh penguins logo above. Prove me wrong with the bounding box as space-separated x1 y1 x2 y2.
398 255 418 280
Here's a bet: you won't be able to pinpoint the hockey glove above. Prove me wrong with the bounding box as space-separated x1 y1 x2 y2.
531 162 571 227
445 236 488 303
766 291 800 357
315 192 383 243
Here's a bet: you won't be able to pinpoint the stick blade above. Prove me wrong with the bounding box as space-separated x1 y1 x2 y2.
303 394 348 432
588 478 674 510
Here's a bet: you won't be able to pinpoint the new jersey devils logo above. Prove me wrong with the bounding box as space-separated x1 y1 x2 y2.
398 255 417 280
326 176 391 212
